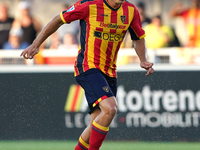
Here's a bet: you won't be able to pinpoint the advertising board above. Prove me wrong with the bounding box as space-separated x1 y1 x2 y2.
0 69 200 141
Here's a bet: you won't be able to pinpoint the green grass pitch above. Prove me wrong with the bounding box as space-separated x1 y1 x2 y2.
0 141 200 150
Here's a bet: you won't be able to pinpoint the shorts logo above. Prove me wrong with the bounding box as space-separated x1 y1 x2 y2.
102 86 109 93
120 15 126 23
67 5 75 12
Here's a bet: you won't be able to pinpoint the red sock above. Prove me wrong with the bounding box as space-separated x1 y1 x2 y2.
88 121 109 150
75 136 89 150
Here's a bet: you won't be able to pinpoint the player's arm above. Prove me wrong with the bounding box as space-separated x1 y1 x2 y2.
133 38 154 76
21 15 63 59
21 1 88 59
129 6 154 76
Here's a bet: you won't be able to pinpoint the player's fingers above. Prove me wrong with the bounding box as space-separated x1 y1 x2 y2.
24 53 29 59
146 68 154 76
20 51 28 59
141 62 153 69
25 52 32 59
27 55 34 59
145 63 153 69
20 50 26 57
145 68 152 76
27 49 36 59
20 51 24 57
29 51 38 59
148 63 153 68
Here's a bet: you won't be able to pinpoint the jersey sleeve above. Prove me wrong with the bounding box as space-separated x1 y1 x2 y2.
60 0 89 23
128 7 146 40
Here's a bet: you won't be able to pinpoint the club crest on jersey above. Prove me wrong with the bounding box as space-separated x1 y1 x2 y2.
121 16 126 23
102 86 109 93
67 5 75 12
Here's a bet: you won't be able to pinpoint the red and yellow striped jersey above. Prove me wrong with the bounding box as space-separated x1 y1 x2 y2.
60 0 145 77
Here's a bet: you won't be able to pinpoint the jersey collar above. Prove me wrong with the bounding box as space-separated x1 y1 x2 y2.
103 0 122 11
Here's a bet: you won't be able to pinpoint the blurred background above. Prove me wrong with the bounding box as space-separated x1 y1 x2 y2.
0 0 200 148
0 0 200 65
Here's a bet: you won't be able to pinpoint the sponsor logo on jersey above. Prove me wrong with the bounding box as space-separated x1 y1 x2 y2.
94 31 125 42
100 22 126 29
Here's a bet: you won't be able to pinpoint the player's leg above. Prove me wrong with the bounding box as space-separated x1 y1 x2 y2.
81 108 101 143
88 96 117 150
75 108 101 150
75 69 117 150
95 96 117 126
88 71 118 150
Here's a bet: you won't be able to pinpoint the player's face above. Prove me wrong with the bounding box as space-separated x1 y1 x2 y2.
115 0 125 4
108 0 125 7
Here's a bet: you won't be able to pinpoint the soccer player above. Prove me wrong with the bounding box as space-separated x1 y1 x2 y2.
20 0 154 149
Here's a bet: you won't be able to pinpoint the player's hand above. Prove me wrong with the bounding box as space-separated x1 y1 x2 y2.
20 45 39 59
140 61 154 76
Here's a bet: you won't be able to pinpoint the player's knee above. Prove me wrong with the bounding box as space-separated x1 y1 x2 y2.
102 106 117 119
100 97 118 117
107 105 117 117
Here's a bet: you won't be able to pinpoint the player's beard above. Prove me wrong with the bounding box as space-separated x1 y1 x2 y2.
108 0 125 7
115 0 125 6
